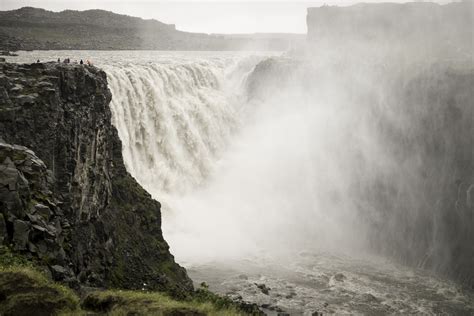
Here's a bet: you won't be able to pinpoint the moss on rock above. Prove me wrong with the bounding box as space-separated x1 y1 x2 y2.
0 62 192 295
0 267 80 316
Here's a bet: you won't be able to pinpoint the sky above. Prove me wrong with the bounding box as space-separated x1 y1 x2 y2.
0 0 453 34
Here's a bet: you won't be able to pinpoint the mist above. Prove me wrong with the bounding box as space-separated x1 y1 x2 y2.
1 0 473 314
101 5 472 295
162 58 373 262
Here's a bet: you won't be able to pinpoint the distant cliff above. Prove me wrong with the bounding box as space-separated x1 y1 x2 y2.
0 61 193 296
306 1 473 59
0 7 298 51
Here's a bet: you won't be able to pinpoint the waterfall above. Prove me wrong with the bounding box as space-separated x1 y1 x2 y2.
103 53 473 287
103 54 369 262
105 57 261 197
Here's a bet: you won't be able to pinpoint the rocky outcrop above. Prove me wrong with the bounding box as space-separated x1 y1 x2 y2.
366 65 474 287
0 62 192 296
0 143 72 279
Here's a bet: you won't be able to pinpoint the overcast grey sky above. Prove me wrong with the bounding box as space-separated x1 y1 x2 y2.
0 0 453 33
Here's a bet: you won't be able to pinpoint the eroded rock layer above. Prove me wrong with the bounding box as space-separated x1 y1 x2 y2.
0 62 192 296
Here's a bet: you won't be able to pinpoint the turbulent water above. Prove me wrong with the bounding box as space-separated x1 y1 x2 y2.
7 51 474 315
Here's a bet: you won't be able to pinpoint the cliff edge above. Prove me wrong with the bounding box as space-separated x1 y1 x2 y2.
0 61 193 296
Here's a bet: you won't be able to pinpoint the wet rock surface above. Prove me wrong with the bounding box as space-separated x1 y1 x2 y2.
306 2 472 59
0 62 192 296
0 51 18 57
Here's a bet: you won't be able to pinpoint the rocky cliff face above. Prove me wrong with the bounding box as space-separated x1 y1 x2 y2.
0 62 193 296
304 1 473 287
306 1 473 59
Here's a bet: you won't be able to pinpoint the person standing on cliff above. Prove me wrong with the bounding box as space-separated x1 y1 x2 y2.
80 59 84 65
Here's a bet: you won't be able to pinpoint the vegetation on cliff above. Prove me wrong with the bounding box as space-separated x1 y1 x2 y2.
0 61 263 314
0 246 259 315
0 246 80 315
0 61 191 295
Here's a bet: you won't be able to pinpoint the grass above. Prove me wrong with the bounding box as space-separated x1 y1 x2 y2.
0 246 260 315
0 245 33 268
0 246 80 315
0 267 252 316
82 289 248 316
0 266 80 315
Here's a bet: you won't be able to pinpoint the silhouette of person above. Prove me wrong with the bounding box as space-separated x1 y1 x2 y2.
80 59 84 65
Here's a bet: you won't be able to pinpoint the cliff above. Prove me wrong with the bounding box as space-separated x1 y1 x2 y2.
0 7 299 51
304 2 473 286
306 1 473 59
0 61 192 296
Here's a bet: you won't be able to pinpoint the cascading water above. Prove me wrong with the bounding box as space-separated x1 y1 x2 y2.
103 54 290 260
105 58 249 195
11 50 472 314
103 52 473 314
105 55 370 263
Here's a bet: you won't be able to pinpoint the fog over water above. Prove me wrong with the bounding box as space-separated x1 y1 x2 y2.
1 0 473 314
98 52 369 262
7 45 473 313
102 50 473 314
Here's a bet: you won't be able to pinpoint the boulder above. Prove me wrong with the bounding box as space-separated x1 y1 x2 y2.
333 273 346 282
0 214 7 243
12 220 29 250
255 283 270 295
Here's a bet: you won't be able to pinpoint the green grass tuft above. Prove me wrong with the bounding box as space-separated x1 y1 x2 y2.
82 289 250 316
0 247 261 315
0 266 80 315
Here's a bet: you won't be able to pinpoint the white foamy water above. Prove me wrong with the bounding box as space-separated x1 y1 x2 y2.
188 252 474 315
6 51 474 314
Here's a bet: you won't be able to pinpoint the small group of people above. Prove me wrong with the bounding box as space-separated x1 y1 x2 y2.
57 58 92 66
35 58 93 66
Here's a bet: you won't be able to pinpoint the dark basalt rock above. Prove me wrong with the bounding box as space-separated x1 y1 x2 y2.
0 51 18 57
333 273 346 282
255 283 270 295
0 62 193 296
306 1 473 59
